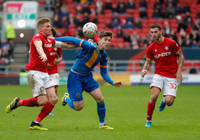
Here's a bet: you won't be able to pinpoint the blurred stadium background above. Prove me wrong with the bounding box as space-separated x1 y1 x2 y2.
0 0 200 85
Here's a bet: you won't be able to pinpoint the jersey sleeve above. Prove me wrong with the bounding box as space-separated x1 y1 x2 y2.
172 41 181 54
57 48 62 55
146 46 153 59
55 36 92 49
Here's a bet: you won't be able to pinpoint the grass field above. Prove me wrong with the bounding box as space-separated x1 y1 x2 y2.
0 85 199 140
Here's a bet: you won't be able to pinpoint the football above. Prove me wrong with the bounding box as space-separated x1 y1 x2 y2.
82 22 98 38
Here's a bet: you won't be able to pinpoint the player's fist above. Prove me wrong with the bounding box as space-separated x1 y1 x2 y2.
113 81 123 88
39 54 47 62
141 70 147 77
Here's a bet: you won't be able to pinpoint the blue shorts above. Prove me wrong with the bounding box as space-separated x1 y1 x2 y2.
67 71 99 101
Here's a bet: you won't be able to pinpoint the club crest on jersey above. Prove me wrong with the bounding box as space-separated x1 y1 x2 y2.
47 39 52 42
176 44 178 47
54 48 57 51
36 33 40 36
155 49 157 52
165 46 169 50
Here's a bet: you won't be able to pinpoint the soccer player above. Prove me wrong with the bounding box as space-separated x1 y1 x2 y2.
5 18 73 130
54 30 123 129
47 26 63 116
141 24 184 127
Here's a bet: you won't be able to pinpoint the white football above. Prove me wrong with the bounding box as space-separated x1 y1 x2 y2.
83 22 98 38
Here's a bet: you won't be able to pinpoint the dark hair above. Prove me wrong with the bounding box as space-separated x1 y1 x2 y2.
37 18 51 28
51 26 57 37
99 30 113 39
150 24 161 30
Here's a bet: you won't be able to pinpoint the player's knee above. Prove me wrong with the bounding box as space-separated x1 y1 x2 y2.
150 95 158 103
96 96 104 103
49 96 58 105
165 99 174 106
75 104 84 111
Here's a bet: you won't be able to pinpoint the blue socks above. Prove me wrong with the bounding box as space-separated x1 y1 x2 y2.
97 102 106 123
65 97 75 110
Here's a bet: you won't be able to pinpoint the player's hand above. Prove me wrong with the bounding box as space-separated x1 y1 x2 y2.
54 58 59 64
141 70 147 77
113 81 123 88
39 54 47 62
88 39 94 42
176 74 183 84
47 63 52 69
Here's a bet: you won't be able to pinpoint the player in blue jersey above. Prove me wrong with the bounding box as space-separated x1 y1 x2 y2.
54 30 123 129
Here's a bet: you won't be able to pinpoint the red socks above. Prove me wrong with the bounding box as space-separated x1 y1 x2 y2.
34 102 54 123
147 101 155 121
18 98 38 107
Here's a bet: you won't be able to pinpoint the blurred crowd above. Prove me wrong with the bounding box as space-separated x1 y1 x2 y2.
42 0 200 49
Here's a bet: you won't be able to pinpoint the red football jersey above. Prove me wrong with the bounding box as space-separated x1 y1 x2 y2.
146 37 181 78
47 47 62 75
25 33 56 72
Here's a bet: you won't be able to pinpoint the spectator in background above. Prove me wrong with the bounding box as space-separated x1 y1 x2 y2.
6 22 16 42
177 36 183 47
126 0 135 10
161 9 169 18
182 35 192 48
96 0 104 15
0 50 9 65
82 2 91 15
59 2 69 19
126 13 134 24
153 8 162 19
139 0 147 10
53 9 62 28
112 18 120 29
163 21 171 37
127 21 134 29
134 17 142 28
166 3 175 18
131 31 140 42
117 0 126 14
82 12 90 25
8 39 15 62
105 0 112 10
175 3 183 15
112 12 120 23
73 0 80 5
123 31 131 43
116 25 123 38
154 0 162 12
169 30 177 42
185 17 193 34
92 15 98 24
44 0 53 11
53 0 61 12
190 29 199 43
189 66 198 74
105 19 113 29
76 5 82 14
191 40 199 48
193 20 200 32
112 3 118 13
60 16 69 29
140 8 147 19
183 3 190 13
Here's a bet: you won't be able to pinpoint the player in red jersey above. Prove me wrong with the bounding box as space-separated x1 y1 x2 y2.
5 18 75 130
141 24 184 127
47 26 63 116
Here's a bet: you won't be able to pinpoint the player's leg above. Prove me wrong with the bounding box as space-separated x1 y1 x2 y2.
87 74 113 129
146 74 163 127
61 72 84 110
159 77 177 111
30 72 57 130
5 71 47 113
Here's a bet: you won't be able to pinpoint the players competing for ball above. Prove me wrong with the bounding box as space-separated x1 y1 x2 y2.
141 24 184 127
54 30 123 129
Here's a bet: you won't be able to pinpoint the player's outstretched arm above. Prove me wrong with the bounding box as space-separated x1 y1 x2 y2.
141 58 152 77
113 81 123 88
34 40 47 62
176 50 184 83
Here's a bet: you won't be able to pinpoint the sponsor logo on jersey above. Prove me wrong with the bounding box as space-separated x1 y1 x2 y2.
50 52 57 56
154 51 171 59
44 43 52 48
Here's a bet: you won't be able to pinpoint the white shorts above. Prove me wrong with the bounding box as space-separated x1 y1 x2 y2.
49 73 59 86
27 70 56 97
150 74 178 97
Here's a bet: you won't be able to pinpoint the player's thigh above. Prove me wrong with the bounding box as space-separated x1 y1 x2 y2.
89 87 104 102
46 86 58 105
163 77 178 97
27 70 47 97
67 72 83 101
49 73 59 86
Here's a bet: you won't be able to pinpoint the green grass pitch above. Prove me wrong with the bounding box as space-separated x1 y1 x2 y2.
0 85 199 140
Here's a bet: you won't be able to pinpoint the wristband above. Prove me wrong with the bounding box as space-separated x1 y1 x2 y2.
55 41 62 48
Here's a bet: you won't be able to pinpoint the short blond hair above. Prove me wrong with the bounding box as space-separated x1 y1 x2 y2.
37 18 51 28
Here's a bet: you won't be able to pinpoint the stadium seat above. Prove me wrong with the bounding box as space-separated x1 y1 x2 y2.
193 60 200 69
